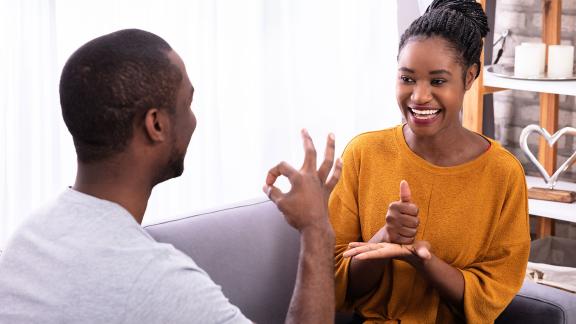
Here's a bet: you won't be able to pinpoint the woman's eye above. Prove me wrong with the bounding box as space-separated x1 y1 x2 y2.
431 79 446 86
400 76 414 83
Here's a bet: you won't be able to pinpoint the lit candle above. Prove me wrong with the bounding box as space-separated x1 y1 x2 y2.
547 45 574 78
515 43 545 77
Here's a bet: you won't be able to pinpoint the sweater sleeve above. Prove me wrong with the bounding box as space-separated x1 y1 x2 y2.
328 143 362 310
459 165 531 323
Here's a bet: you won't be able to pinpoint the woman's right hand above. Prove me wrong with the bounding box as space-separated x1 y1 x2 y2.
373 180 419 245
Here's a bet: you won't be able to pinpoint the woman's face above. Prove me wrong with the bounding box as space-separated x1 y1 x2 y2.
396 36 476 137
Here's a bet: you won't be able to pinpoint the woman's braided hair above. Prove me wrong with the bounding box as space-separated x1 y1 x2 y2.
398 0 490 80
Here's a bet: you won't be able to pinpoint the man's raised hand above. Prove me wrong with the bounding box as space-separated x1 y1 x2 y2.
263 129 342 231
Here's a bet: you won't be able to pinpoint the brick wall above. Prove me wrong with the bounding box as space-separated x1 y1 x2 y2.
492 0 576 238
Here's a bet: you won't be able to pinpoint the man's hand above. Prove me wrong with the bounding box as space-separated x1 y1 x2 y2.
374 180 419 244
263 129 342 232
263 129 342 324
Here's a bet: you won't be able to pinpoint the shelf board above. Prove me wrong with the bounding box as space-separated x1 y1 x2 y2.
483 67 576 96
526 176 576 223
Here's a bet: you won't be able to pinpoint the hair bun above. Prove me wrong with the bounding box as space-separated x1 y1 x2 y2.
426 0 489 38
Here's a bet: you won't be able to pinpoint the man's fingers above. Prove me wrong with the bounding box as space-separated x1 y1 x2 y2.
325 158 343 192
400 180 411 203
300 129 317 172
265 161 298 186
263 185 284 204
317 133 335 183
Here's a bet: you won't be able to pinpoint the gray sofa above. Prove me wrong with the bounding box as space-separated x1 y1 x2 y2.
144 198 576 324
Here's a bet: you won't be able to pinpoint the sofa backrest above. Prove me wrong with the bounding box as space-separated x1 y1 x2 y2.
144 198 300 324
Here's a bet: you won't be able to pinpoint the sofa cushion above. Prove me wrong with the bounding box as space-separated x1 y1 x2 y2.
144 198 300 324
495 280 576 324
144 199 576 324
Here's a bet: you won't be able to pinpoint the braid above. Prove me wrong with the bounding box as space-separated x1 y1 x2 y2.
399 0 489 79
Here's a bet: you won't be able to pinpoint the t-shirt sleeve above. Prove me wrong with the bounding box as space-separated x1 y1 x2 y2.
459 164 531 323
329 142 362 310
123 248 251 324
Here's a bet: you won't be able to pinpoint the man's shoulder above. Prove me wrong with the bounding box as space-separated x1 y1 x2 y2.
0 188 196 290
6 190 146 248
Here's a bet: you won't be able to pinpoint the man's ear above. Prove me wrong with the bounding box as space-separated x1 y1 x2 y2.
143 108 170 143
464 64 479 90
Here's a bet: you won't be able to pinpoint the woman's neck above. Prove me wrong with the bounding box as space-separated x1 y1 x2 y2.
403 124 488 167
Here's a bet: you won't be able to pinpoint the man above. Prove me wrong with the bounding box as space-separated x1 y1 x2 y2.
0 29 342 323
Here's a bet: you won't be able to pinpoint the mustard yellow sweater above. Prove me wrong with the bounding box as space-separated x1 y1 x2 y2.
329 125 530 324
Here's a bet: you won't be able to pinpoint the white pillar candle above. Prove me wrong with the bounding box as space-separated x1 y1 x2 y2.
522 42 546 74
547 45 574 78
515 43 545 77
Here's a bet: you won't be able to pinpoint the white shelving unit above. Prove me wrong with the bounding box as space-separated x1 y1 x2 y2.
466 0 569 237
483 68 576 226
484 67 576 96
526 176 576 223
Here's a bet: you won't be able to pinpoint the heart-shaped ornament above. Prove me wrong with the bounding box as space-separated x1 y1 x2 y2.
519 124 576 189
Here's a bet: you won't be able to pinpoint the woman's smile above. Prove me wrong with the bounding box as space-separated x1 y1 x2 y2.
408 106 442 125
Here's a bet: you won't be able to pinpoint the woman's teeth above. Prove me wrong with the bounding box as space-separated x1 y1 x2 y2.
410 108 440 120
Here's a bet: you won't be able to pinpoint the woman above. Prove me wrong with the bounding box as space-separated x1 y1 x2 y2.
329 0 530 323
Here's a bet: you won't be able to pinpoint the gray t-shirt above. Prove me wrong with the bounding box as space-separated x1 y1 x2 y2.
0 189 251 324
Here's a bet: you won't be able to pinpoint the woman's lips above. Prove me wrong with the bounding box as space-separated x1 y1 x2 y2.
408 107 441 125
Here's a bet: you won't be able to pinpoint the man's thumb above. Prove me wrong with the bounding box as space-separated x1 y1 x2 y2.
400 180 411 203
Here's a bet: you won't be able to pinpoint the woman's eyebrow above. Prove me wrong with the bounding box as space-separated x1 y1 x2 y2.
430 69 452 76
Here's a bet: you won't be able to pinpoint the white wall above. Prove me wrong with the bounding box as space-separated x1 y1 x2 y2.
0 0 402 247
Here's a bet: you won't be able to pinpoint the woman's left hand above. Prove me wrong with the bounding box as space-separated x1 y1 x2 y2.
343 240 432 265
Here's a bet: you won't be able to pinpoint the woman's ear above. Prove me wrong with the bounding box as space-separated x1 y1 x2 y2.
464 64 479 90
143 108 169 143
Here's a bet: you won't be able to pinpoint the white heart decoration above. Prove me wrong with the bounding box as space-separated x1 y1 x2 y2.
519 124 576 189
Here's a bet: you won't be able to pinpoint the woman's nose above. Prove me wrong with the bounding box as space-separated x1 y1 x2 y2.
411 82 432 104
